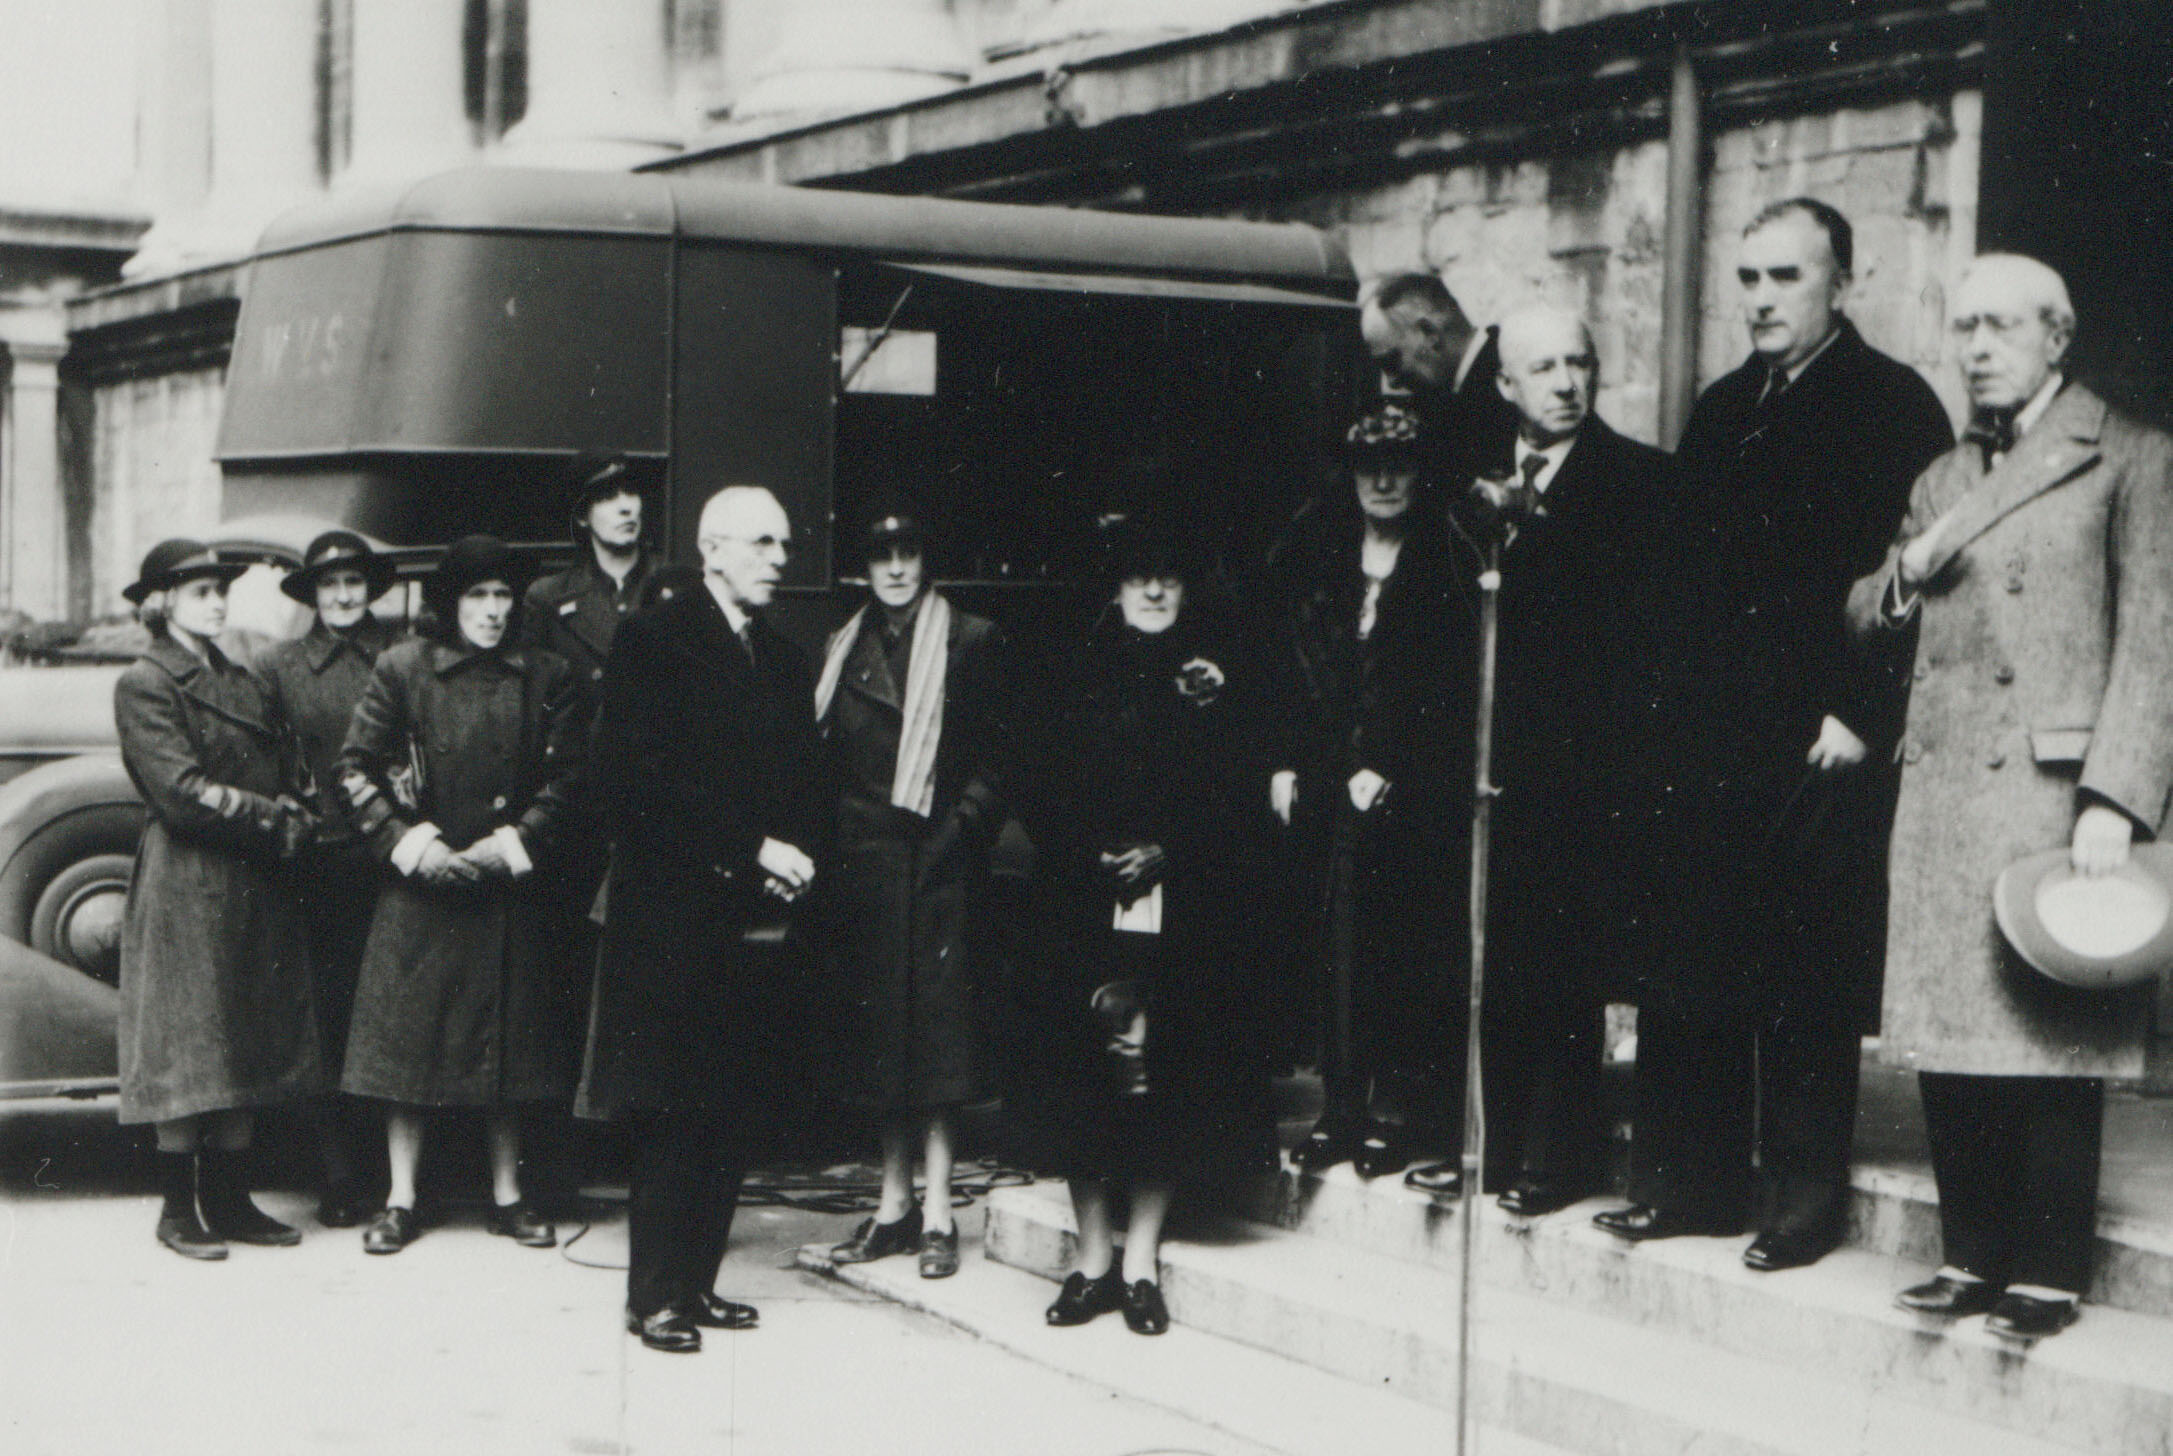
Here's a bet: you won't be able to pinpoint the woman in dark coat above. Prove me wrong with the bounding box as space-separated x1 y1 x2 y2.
337 536 587 1255
1016 519 1280 1336
818 504 1007 1281
1267 405 1472 1187
114 539 322 1260
258 531 399 1227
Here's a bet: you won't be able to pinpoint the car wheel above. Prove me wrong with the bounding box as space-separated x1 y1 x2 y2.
28 853 132 986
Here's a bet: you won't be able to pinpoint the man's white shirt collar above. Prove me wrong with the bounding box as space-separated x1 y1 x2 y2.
1514 433 1577 494
705 577 751 637
1776 322 1844 387
1452 326 1491 391
2013 371 2065 441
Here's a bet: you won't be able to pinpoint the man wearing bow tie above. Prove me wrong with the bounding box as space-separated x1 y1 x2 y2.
1420 306 1671 1210
1597 199 1951 1268
1851 255 2173 1339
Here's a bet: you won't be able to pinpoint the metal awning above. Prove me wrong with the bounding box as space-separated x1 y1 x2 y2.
883 261 1353 310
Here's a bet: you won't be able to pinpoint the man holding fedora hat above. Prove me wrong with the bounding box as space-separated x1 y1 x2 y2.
1850 252 2173 1339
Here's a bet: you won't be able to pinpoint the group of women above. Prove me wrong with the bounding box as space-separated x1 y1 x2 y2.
112 409 1453 1340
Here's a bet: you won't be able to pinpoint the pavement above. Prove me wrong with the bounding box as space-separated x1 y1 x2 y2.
0 1098 1270 1456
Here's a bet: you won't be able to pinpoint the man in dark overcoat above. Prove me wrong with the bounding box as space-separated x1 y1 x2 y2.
1602 198 1953 1267
1853 254 2173 1339
578 485 826 1354
1362 272 1519 485
1430 307 1673 1211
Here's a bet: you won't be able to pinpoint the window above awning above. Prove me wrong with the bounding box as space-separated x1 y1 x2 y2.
881 261 1354 311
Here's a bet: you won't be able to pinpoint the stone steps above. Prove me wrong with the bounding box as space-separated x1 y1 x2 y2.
980 1179 2102 1456
795 1225 1551 1456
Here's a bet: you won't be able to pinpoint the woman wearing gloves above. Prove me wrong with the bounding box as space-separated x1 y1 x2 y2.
337 536 587 1255
115 539 323 1259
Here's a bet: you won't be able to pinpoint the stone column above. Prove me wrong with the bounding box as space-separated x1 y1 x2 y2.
732 0 972 119
343 0 475 184
0 312 70 622
127 0 333 275
497 0 683 169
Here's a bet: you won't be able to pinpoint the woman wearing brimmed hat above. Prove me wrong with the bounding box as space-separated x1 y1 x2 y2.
1267 403 1472 1190
114 538 325 1260
335 535 589 1255
817 501 1008 1281
259 531 400 1228
1010 511 1280 1335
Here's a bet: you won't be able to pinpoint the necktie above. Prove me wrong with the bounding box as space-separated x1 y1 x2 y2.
1757 365 1790 410
1520 450 1549 494
1967 410 2018 470
735 618 755 662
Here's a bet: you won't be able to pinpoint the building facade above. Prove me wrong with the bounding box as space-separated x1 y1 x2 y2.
9 0 2169 625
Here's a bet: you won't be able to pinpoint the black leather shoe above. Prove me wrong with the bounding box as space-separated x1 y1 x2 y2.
1353 1132 1411 1180
1592 1203 1740 1242
689 1293 759 1330
1291 1122 1359 1174
1404 1161 1463 1196
1122 1279 1170 1335
831 1206 922 1264
918 1225 960 1279
485 1199 556 1248
1046 1269 1126 1326
363 1204 419 1255
626 1307 701 1353
156 1210 229 1261
1894 1273 2002 1317
1986 1292 2079 1340
1497 1178 1587 1218
1743 1224 1841 1272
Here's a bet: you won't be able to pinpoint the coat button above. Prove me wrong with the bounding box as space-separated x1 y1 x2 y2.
1912 663 1928 681
1987 751 2005 769
2006 576 2024 594
492 795 507 810
1994 665 2015 685
1903 743 1923 765
591 667 603 681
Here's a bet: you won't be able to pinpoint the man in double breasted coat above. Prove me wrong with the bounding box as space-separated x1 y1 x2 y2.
1610 199 1952 1268
578 485 826 1353
1852 254 2173 1339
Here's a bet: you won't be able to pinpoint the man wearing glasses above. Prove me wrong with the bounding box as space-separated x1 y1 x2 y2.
1599 199 1951 1271
578 485 827 1353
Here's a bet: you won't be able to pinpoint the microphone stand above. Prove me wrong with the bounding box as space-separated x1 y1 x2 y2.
1456 474 1538 1456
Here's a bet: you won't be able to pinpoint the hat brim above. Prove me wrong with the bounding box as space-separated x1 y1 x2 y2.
1993 842 2173 989
122 559 247 606
279 556 398 605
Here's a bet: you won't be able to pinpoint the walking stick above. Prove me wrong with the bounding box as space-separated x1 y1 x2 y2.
1456 535 1502 1456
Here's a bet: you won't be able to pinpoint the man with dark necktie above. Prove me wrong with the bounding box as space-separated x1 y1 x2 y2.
1596 198 1952 1269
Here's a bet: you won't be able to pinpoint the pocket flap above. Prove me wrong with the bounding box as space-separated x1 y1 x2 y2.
2030 727 2093 763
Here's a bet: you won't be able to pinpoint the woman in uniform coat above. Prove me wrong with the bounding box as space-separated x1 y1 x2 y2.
337 536 587 1255
114 539 322 1259
258 531 398 1227
817 505 1006 1281
1014 517 1280 1335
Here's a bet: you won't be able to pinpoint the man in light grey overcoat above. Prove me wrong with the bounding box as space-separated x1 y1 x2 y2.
1849 253 2173 1339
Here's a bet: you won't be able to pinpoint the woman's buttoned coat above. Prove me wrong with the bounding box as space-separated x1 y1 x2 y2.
816 598 1006 1110
259 617 396 1064
337 637 587 1106
1850 385 2173 1079
114 636 323 1124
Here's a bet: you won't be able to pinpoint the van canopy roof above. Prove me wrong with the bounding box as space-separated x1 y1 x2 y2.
253 166 1353 294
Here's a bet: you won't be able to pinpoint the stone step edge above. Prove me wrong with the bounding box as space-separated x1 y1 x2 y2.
967 1194 2091 1456
792 1241 1579 1456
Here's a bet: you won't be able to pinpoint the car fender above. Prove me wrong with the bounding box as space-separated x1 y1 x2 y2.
0 753 144 945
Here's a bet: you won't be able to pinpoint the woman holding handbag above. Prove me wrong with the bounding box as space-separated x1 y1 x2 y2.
1013 514 1280 1334
114 539 323 1259
337 536 588 1255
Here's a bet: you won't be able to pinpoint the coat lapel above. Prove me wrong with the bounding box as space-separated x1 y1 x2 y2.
841 620 903 712
1922 385 2107 580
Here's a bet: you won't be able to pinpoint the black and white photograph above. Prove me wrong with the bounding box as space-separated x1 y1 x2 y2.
2 2 2172 1453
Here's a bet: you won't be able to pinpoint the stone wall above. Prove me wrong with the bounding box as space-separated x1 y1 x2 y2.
84 367 226 618
1272 90 1978 445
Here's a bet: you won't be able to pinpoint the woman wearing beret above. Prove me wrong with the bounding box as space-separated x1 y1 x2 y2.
115 539 324 1259
1013 516 1280 1334
258 532 400 1228
818 504 1007 1281
337 536 588 1255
